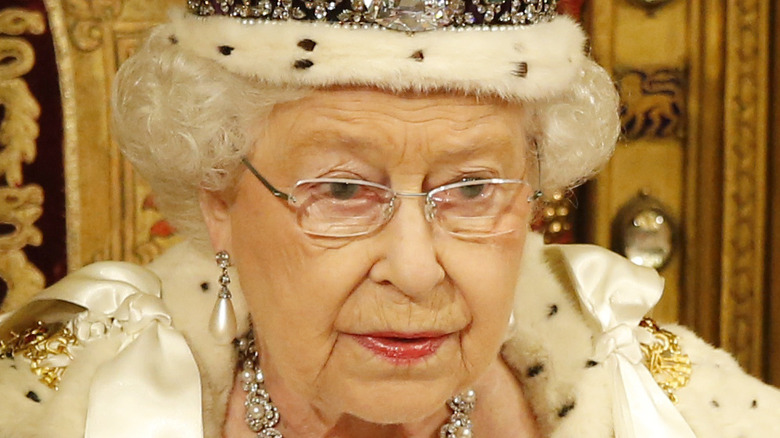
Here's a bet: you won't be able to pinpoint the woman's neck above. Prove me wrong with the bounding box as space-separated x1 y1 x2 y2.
222 356 539 438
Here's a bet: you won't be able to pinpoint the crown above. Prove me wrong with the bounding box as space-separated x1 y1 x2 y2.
187 0 559 32
169 0 583 102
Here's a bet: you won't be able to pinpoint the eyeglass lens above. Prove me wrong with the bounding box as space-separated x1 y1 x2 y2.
291 179 532 238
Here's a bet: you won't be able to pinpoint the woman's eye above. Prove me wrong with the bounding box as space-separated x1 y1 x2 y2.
458 183 486 199
328 182 360 200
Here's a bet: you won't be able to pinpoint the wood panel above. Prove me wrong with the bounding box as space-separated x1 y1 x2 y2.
586 0 688 324
768 0 780 387
719 0 769 377
681 0 725 349
587 0 772 378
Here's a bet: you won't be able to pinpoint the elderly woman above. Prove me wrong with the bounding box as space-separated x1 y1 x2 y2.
1 0 779 437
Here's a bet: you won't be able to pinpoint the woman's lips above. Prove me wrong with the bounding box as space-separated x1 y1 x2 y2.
350 332 449 362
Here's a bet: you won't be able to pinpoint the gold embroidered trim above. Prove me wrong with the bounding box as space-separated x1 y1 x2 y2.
0 321 79 390
639 317 692 403
0 8 46 313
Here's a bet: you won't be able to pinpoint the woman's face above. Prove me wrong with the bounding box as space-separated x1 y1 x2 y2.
203 89 533 424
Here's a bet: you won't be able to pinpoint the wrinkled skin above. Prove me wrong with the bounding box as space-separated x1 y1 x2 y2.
202 89 538 437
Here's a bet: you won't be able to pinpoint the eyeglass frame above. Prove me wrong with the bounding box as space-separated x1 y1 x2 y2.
240 156 544 238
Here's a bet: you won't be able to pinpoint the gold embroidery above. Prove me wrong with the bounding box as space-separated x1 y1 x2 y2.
0 321 79 390
0 8 46 313
639 318 692 403
62 0 125 52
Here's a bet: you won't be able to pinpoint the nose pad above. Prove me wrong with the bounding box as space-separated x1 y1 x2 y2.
383 199 396 221
424 201 436 223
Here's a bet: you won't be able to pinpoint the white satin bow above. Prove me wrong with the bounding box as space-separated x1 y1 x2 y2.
557 245 696 438
35 262 204 438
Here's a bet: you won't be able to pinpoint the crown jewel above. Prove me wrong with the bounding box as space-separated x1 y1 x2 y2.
187 0 559 32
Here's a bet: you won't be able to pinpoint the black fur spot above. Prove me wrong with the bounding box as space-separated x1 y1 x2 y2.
711 399 720 408
586 359 599 368
526 363 545 377
751 399 758 409
168 35 179 44
548 304 559 317
219 45 234 56
512 62 528 78
411 50 424 62
297 39 317 51
294 59 314 69
26 391 41 403
200 282 210 292
557 401 576 418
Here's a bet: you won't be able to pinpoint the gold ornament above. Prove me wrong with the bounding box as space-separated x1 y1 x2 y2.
0 320 79 390
639 318 692 404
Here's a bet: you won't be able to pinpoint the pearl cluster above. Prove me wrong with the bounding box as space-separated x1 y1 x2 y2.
237 334 283 438
440 389 477 438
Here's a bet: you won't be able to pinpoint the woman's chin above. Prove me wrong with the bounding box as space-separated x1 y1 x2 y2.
330 380 456 425
346 401 443 426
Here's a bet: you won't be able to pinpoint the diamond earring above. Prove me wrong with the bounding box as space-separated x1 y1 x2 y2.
209 250 237 344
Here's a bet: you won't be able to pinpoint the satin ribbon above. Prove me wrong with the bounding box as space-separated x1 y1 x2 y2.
32 262 204 438
557 245 696 438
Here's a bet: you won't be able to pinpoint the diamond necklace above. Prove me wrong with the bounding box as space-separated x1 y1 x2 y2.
237 333 476 438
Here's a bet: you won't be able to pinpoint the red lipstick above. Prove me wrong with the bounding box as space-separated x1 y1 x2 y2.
351 333 448 362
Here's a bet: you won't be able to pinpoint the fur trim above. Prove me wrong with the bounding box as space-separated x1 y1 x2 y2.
504 234 613 437
673 325 780 437
146 241 250 437
170 10 586 100
506 235 780 438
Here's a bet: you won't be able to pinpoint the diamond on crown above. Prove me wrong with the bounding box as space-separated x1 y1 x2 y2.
369 0 450 32
187 0 559 31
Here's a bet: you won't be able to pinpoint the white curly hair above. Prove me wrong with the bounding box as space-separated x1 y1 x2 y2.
112 25 619 249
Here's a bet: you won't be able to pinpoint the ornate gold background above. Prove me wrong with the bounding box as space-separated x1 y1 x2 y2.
587 0 773 379
45 0 182 273
0 7 46 311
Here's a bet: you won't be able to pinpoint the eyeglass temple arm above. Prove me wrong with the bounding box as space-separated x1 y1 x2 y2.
530 142 544 200
241 157 291 201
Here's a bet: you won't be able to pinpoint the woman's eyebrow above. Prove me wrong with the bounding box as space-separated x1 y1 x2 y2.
287 130 389 157
438 138 515 159
285 125 521 171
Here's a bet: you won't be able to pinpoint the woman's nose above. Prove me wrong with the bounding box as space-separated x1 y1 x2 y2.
368 198 445 298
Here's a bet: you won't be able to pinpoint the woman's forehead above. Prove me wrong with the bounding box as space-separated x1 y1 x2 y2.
272 87 521 118
258 88 527 164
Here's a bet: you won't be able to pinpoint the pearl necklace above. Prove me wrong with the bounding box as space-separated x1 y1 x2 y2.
237 334 282 438
236 333 476 438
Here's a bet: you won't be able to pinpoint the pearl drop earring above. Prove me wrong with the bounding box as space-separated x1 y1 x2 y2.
209 250 237 344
